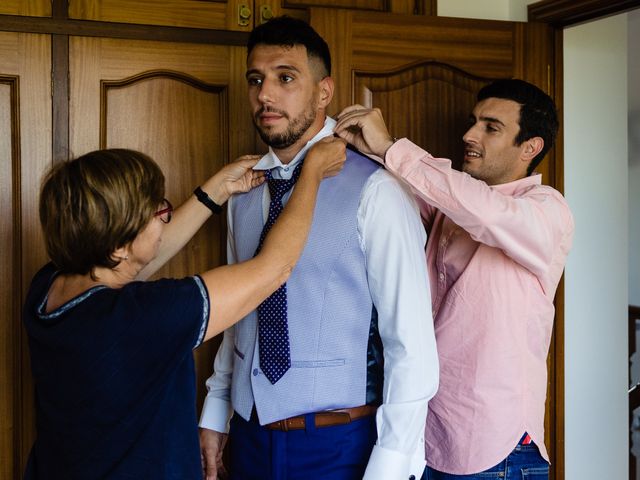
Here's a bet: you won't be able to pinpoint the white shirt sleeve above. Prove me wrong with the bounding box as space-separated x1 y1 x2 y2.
199 196 237 433
360 169 439 480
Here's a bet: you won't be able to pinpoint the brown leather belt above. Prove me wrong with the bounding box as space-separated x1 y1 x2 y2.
265 405 377 431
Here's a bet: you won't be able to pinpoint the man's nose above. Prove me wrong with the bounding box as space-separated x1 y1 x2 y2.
463 125 478 144
257 78 275 104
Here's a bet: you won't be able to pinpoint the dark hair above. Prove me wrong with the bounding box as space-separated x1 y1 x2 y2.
247 16 331 78
477 79 559 175
39 149 164 276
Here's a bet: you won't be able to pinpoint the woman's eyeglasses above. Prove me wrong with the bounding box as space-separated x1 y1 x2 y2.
154 198 173 224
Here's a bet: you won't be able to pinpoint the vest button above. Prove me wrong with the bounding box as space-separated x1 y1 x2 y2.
409 476 416 480
253 368 259 376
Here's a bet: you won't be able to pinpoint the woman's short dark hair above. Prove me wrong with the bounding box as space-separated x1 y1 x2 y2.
39 149 164 276
477 79 559 175
247 15 331 79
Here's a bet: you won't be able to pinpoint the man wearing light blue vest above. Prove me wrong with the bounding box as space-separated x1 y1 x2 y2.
199 16 438 480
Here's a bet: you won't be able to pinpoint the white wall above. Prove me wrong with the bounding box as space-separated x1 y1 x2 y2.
437 0 534 22
437 0 511 21
630 10 640 307
629 14 640 476
563 14 628 480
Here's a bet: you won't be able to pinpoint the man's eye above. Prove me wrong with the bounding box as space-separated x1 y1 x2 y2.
280 74 294 83
248 77 262 86
486 125 498 132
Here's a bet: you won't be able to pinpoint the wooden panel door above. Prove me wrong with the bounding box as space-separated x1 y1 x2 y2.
69 0 230 29
0 0 50 16
312 8 562 478
69 36 256 413
0 31 51 479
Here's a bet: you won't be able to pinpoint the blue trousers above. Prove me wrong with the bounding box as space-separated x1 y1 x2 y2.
422 436 549 480
228 411 377 480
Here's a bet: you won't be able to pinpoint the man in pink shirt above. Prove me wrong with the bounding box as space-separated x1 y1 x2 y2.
335 79 574 480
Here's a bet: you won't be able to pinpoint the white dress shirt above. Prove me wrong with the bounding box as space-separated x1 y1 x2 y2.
200 117 439 480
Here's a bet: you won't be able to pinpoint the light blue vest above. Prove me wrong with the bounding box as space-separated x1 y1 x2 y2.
229 150 380 424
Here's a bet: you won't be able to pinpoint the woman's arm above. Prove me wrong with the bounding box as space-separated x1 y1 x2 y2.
137 155 264 280
199 136 346 341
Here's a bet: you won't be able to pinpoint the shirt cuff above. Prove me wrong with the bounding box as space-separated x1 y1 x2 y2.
384 138 418 174
363 444 426 480
198 395 233 433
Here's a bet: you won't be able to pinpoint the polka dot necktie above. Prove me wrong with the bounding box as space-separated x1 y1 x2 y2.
255 163 303 384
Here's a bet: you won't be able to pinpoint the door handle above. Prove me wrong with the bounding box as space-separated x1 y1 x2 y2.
238 4 252 26
260 5 274 24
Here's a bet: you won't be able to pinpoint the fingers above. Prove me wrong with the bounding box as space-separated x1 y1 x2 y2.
204 456 218 480
333 105 377 144
225 155 262 175
311 136 347 158
335 104 366 119
234 154 262 166
251 170 266 181
334 107 374 136
309 135 347 150
250 171 266 188
333 105 393 158
304 136 347 179
201 446 218 480
317 134 340 143
200 428 226 480
230 158 260 174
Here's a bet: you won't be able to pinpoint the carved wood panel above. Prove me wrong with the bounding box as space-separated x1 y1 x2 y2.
0 0 50 17
0 76 18 480
70 36 254 412
0 31 52 479
69 0 229 29
100 74 227 305
355 62 492 168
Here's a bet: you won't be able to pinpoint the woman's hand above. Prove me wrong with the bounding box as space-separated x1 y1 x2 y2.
302 136 347 181
202 155 265 205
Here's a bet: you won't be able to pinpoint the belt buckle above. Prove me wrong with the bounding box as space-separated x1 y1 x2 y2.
315 410 352 428
331 411 352 423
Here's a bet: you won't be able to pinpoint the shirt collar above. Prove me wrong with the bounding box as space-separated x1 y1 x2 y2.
253 116 337 172
491 173 542 195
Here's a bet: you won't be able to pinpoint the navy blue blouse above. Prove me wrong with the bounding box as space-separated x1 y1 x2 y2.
23 263 210 479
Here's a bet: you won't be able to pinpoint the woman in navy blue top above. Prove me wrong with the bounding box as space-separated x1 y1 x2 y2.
23 142 346 479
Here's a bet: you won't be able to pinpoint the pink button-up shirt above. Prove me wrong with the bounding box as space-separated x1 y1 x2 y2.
385 139 574 475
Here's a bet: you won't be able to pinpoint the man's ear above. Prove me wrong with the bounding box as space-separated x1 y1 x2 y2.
521 136 544 163
317 76 334 109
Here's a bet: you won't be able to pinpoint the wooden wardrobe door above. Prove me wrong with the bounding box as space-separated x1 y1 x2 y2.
312 8 562 478
69 37 255 412
0 0 50 16
69 0 231 30
0 31 51 480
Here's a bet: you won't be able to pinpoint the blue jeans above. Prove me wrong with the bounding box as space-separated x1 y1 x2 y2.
422 437 549 480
